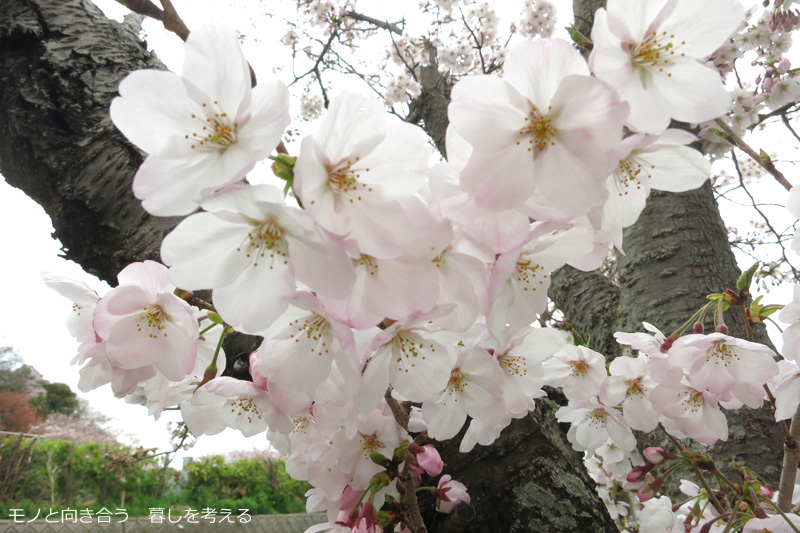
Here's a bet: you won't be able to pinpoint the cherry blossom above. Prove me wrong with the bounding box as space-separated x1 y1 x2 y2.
542 345 607 402
435 475 470 513
110 25 290 215
591 0 744 134
294 92 434 259
43 274 99 344
422 346 505 441
599 356 660 432
161 184 354 333
449 38 628 214
92 261 198 381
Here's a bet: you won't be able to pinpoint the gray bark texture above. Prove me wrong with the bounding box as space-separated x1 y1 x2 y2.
0 0 784 531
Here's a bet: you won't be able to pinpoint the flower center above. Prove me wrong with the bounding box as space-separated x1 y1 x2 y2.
325 157 373 204
587 409 608 429
287 314 331 357
360 433 385 458
229 396 262 424
708 342 739 367
680 390 704 413
137 305 168 339
515 260 548 292
625 377 645 397
355 254 378 276
569 360 589 377
499 353 527 377
186 100 238 150
447 369 467 395
629 31 686 75
236 219 288 269
518 106 557 154
612 155 655 196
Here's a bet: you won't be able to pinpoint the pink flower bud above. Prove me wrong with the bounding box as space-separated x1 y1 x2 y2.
413 444 443 477
637 478 663 502
643 446 676 465
339 485 365 512
692 322 704 334
626 463 654 483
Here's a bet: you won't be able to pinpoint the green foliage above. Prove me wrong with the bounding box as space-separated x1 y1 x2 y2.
0 438 308 518
34 381 80 416
183 456 309 514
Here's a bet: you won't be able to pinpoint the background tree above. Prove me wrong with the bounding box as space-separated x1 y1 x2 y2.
0 390 38 433
0 0 794 531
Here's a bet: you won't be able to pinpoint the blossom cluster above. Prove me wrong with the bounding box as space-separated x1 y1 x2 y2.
43 1 800 531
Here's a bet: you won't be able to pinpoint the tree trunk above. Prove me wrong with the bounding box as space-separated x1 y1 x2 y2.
0 0 177 285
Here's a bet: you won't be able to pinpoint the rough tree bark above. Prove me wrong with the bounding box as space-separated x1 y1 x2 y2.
0 0 783 532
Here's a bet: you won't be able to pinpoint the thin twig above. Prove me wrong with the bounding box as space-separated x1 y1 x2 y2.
345 11 403 34
660 424 726 515
714 118 792 191
159 0 190 41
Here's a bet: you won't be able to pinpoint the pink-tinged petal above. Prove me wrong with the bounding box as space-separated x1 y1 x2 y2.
357 350 391 413
603 0 672 44
603 175 649 228
181 26 251 119
623 397 660 432
460 143 536 209
315 93 387 164
132 155 212 216
618 72 672 135
202 183 283 218
449 76 530 154
161 213 254 290
236 77 291 149
629 146 709 194
133 148 256 217
93 285 150 341
355 121 431 196
504 39 590 107
661 0 743 58
255 318 335 393
589 10 636 88
117 260 173 294
287 232 355 300
423 392 468 441
212 252 295 333
600 376 629 406
649 59 731 125
110 70 202 158
387 339 452 403
534 139 611 216
551 76 627 147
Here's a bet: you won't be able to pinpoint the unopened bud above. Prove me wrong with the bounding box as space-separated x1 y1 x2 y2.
642 446 676 465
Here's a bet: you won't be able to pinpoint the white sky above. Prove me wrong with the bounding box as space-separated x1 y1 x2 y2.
0 0 796 465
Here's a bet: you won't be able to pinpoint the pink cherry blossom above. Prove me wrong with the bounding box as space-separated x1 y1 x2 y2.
92 261 198 382
435 475 470 513
449 38 628 214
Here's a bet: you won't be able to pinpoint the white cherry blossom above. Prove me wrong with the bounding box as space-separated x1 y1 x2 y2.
110 25 290 215
161 184 354 333
590 0 744 134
